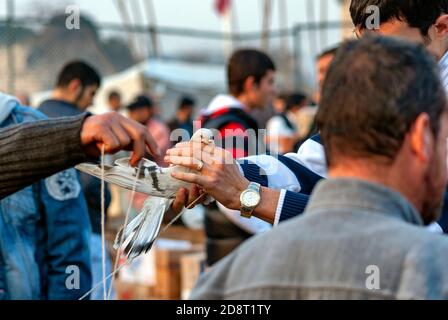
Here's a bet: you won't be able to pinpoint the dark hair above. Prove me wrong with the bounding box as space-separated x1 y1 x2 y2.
56 60 101 88
286 93 308 111
227 49 276 97
178 96 196 110
350 0 448 36
317 46 340 61
127 95 153 111
317 36 446 166
108 90 121 100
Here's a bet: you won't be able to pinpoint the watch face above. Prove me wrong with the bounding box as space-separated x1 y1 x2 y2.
242 190 261 207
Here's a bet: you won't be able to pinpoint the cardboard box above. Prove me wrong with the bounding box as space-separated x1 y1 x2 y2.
180 252 206 300
153 240 204 299
159 225 205 245
115 227 206 300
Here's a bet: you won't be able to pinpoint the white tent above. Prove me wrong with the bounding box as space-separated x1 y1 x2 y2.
91 58 226 118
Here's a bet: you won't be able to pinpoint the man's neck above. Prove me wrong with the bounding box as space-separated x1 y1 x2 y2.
235 95 252 113
52 89 78 108
328 160 423 215
176 111 190 123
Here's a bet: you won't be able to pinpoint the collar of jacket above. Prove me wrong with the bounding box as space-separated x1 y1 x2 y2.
306 178 424 227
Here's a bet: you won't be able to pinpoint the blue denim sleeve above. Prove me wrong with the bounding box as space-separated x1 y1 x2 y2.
39 169 92 300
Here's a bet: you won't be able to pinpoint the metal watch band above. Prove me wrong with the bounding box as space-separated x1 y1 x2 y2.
240 182 261 218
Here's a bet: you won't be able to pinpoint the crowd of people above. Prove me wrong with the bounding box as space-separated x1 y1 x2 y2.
2 0 448 300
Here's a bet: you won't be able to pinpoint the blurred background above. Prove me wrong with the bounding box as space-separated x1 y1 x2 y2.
0 0 352 118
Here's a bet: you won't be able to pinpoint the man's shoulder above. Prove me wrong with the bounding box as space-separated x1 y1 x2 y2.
398 223 448 254
12 105 48 122
38 99 80 118
191 223 296 299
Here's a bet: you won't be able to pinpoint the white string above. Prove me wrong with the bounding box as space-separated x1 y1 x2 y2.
79 193 206 301
80 133 211 300
80 261 128 301
100 145 107 300
107 162 142 300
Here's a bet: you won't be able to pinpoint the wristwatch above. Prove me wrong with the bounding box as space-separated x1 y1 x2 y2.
239 182 261 219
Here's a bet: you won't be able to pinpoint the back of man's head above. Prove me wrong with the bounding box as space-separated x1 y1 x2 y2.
178 96 195 111
127 95 153 111
56 60 101 89
227 49 276 97
108 90 121 101
286 93 308 112
350 0 448 37
317 36 446 167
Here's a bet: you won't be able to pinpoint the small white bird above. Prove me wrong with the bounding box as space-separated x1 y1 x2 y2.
76 129 215 261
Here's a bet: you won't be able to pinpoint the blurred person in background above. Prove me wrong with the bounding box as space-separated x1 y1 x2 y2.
249 104 276 130
295 46 339 149
126 95 172 218
38 60 114 300
126 95 171 167
196 49 277 266
167 95 196 141
266 92 309 154
272 92 289 114
314 47 339 106
107 90 122 112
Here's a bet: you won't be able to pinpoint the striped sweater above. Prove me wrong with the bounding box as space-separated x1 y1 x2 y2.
237 135 325 226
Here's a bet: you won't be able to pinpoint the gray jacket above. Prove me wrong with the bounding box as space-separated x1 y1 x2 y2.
0 113 89 199
191 179 448 300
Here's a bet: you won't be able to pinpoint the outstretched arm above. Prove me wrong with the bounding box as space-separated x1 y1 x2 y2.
166 143 320 225
0 112 160 199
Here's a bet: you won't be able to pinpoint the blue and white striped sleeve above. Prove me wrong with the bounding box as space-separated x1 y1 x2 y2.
236 135 326 226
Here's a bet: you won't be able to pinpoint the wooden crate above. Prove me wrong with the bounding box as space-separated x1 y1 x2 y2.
159 225 205 245
153 246 204 300
180 252 206 300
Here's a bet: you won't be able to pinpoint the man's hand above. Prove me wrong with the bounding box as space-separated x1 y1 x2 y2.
171 184 205 215
80 112 160 166
165 142 250 210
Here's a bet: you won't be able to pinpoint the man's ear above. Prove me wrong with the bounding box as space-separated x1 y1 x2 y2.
410 113 434 163
434 15 448 37
243 76 257 93
68 78 82 94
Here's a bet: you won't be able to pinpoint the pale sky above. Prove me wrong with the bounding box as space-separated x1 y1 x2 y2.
0 0 342 32
0 0 346 84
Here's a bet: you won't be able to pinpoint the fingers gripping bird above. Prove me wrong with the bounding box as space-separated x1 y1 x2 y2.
76 129 215 261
